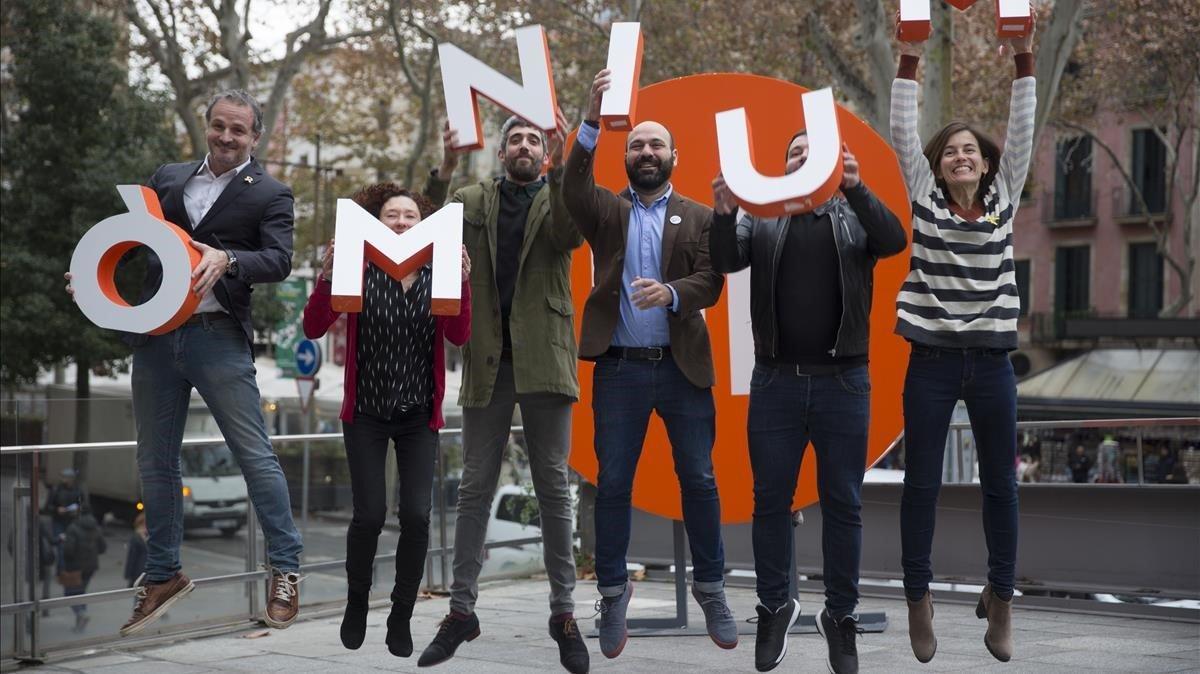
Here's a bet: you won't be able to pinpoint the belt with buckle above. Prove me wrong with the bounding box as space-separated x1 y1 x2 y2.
184 312 232 326
605 346 670 361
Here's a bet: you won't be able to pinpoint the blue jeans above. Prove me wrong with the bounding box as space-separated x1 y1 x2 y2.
900 345 1018 601
132 314 302 581
592 355 725 595
748 363 869 619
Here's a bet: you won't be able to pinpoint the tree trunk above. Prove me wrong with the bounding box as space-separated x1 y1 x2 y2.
1032 0 1087 155
920 1 954 142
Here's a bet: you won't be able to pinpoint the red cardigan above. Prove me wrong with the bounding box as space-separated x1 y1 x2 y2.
302 274 471 430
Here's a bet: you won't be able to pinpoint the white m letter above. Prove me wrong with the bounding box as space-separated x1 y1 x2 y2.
330 201 464 315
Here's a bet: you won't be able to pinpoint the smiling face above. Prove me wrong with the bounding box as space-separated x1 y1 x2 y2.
936 129 990 190
624 121 676 190
379 195 422 235
205 99 259 175
498 123 546 183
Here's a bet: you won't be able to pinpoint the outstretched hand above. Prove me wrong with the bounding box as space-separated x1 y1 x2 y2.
1000 3 1036 57
547 107 570 168
586 69 612 123
894 10 925 58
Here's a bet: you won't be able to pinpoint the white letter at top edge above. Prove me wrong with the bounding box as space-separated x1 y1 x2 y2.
599 22 642 131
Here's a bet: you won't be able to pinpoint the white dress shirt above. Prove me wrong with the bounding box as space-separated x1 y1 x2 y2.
184 155 252 313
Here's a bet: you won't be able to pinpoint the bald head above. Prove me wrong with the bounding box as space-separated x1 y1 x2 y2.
626 120 674 151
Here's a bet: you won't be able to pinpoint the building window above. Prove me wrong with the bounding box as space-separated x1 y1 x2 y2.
1055 245 1090 315
1054 136 1092 219
1128 242 1164 318
1131 128 1167 215
1014 259 1031 317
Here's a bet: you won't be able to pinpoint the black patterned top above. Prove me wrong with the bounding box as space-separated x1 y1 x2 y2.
354 264 436 418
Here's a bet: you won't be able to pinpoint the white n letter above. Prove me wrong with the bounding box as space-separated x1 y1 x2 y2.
715 88 844 217
438 25 558 150
330 201 464 315
599 22 643 131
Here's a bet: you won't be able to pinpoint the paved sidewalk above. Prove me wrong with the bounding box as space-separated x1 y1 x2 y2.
20 577 1200 673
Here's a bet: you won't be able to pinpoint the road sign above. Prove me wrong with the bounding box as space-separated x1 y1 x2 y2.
274 278 309 378
294 339 322 378
296 376 317 414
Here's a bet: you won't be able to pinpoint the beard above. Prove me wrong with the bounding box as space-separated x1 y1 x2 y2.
625 155 673 190
503 153 542 182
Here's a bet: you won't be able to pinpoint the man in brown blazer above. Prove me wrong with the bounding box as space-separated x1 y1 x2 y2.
559 68 733 659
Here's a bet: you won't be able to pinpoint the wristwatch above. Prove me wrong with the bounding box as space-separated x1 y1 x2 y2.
225 251 239 277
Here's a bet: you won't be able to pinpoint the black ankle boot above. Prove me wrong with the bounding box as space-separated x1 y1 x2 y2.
387 602 415 657
340 592 369 650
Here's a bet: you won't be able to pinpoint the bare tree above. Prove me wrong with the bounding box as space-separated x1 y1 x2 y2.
125 0 379 158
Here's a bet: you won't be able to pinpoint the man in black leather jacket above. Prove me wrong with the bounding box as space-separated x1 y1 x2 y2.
709 132 905 674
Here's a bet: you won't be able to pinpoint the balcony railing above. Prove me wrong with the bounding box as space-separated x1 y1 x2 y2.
3 407 1197 663
1041 189 1098 227
1028 311 1200 343
0 422 561 664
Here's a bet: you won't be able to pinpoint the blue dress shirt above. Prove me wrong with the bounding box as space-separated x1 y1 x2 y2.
577 122 680 348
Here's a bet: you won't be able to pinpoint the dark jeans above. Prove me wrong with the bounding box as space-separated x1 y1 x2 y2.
133 315 302 581
592 355 724 595
64 570 95 617
901 345 1018 601
343 407 437 606
748 363 870 619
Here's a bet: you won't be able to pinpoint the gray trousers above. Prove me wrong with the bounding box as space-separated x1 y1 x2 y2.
449 361 577 616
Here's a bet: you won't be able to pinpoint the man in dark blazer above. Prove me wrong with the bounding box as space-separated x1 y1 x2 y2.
69 89 304 637
559 69 733 659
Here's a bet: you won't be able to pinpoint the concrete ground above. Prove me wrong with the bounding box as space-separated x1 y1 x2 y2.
17 577 1200 673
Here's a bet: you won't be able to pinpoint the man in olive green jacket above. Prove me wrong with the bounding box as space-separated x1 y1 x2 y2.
418 115 588 674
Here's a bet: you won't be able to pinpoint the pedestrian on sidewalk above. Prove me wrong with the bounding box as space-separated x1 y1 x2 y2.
303 124 470 658
124 513 149 588
61 506 106 633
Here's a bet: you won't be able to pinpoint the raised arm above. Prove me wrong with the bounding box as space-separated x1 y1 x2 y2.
708 174 752 274
997 20 1038 204
890 27 936 201
560 69 625 242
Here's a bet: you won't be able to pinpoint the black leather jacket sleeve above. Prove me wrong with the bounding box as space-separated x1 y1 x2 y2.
709 210 751 274
843 183 907 258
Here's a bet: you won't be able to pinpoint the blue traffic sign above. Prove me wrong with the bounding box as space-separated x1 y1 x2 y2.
294 339 322 377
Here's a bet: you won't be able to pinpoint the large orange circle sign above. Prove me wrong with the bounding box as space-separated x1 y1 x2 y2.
566 74 913 524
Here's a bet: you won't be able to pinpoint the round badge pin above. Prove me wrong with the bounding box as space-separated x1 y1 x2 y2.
669 215 682 224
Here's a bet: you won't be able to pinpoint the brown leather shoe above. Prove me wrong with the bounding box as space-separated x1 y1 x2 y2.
264 568 301 628
120 572 195 637
976 584 1013 662
907 591 937 663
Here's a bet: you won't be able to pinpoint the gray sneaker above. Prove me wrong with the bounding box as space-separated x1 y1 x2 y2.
596 582 633 658
692 586 738 649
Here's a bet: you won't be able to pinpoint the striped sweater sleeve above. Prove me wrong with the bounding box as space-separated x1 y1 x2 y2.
890 77 935 200
997 76 1037 212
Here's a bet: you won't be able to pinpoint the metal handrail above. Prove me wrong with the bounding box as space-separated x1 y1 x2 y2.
0 425 534 663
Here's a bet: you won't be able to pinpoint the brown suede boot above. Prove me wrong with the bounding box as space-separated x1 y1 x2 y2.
906 591 937 663
976 584 1013 662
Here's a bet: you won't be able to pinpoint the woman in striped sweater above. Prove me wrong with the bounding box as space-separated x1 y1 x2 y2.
890 14 1036 665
